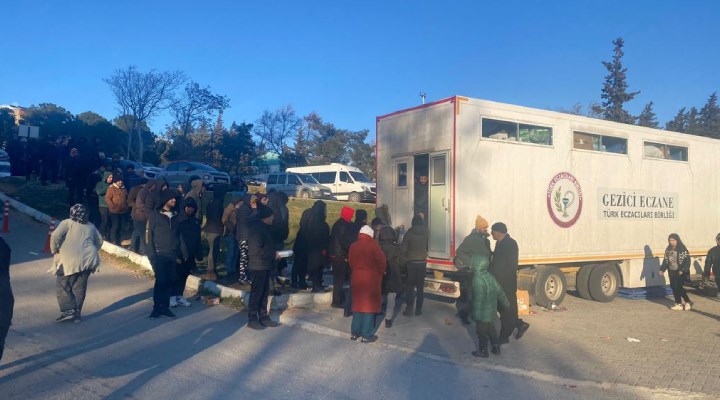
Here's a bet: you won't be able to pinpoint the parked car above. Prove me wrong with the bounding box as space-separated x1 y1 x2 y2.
158 161 231 191
106 158 145 177
139 162 163 178
245 175 267 187
266 172 333 199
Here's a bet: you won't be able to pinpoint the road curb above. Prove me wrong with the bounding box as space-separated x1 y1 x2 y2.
0 191 332 311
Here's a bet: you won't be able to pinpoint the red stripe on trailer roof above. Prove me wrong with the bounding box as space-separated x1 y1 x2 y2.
376 96 455 121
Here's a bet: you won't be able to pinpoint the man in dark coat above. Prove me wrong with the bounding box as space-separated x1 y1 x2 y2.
203 190 226 281
64 147 85 206
401 215 428 316
414 175 429 220
291 206 312 290
128 178 149 255
267 191 289 294
147 189 181 320
306 201 330 293
702 233 720 295
329 207 355 309
246 205 280 330
173 198 202 308
454 215 492 324
489 222 529 343
0 236 12 362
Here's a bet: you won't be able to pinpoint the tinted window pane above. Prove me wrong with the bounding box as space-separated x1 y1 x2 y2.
432 157 445 185
397 163 407 187
602 136 627 154
316 172 336 184
668 145 688 161
519 124 553 145
266 174 278 185
482 118 518 140
339 171 350 183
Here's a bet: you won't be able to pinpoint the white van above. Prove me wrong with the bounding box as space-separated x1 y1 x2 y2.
286 163 376 202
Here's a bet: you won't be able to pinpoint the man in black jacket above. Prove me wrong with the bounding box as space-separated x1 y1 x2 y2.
236 193 257 286
147 190 181 319
329 207 355 309
0 236 12 362
702 233 720 296
489 222 529 343
247 205 280 330
173 198 202 308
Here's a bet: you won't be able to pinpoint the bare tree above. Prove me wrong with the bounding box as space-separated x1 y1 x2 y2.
253 105 301 156
104 66 185 160
170 81 230 136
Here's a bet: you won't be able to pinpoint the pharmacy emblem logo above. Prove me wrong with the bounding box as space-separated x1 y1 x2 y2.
547 172 583 228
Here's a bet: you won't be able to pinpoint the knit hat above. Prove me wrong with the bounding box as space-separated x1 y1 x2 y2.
475 215 489 230
359 225 374 238
491 222 507 234
256 205 273 220
355 209 368 224
159 189 177 208
340 206 354 223
69 203 89 224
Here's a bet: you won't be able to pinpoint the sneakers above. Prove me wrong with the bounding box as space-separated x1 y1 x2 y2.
176 296 192 307
472 348 489 358
260 317 280 328
350 334 360 341
684 301 693 311
169 296 178 308
55 311 75 322
73 313 82 323
670 303 684 310
515 322 530 340
149 311 161 319
247 320 265 330
159 310 177 319
361 335 378 343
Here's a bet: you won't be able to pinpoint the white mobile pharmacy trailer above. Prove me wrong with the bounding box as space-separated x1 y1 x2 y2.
376 96 720 306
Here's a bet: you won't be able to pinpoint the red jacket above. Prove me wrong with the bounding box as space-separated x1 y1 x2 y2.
348 234 387 313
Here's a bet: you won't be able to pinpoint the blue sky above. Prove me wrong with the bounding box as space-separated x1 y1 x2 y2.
1 1 719 138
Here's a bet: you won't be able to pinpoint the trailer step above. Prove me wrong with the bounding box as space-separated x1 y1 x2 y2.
617 286 672 300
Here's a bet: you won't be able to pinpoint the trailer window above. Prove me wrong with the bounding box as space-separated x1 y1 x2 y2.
432 157 446 184
573 131 627 154
397 163 407 187
482 118 552 146
644 141 688 161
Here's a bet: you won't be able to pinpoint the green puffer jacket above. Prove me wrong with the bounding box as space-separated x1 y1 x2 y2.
95 171 112 208
471 254 509 323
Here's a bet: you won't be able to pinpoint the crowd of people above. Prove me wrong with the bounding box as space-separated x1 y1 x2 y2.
1 164 720 361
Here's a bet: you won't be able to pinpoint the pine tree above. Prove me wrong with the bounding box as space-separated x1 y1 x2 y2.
698 92 720 139
665 108 687 132
593 37 640 124
685 107 700 135
636 102 658 128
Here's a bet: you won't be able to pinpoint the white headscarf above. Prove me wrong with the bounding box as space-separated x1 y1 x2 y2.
359 225 374 238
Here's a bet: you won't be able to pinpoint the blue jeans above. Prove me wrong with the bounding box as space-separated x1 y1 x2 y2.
223 235 238 275
131 220 147 255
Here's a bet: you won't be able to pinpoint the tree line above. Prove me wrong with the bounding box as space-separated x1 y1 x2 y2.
566 37 719 139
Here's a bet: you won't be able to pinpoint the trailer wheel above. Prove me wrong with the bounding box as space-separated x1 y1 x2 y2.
534 266 567 308
588 264 620 303
349 192 361 203
576 265 595 300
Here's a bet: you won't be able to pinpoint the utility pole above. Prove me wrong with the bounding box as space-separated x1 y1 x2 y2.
419 92 426 105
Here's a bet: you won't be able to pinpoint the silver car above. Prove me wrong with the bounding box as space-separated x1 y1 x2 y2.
159 161 231 190
266 172 333 199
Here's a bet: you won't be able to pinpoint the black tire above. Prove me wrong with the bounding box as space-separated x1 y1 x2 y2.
533 266 567 308
349 192 360 203
576 265 595 300
588 264 620 303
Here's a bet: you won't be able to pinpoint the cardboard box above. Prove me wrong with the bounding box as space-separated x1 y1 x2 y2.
517 290 530 316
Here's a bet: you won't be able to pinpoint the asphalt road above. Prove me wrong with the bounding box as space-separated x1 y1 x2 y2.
0 210 712 400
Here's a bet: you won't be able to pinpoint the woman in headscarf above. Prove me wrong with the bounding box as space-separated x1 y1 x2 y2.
49 204 103 323
659 233 692 311
348 225 387 343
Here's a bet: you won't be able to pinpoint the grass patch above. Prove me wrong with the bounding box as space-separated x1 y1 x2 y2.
0 177 70 219
99 252 154 279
